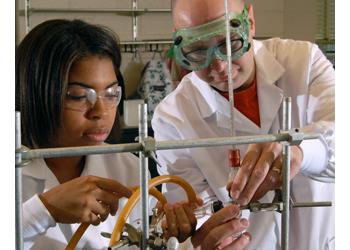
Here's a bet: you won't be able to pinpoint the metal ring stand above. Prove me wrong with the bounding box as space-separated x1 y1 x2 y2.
15 100 332 250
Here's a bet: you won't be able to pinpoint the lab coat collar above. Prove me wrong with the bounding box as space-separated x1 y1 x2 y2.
253 39 285 133
22 158 60 190
187 72 217 118
253 39 285 86
81 153 108 177
191 39 285 134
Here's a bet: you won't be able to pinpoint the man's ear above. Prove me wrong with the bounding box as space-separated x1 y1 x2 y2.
247 4 256 38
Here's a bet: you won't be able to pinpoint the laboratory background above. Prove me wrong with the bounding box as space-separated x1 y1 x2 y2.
15 0 334 179
13 0 335 249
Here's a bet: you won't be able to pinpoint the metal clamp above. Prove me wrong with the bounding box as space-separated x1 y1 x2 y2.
108 223 141 249
240 199 332 214
142 137 156 156
108 219 179 250
241 202 283 213
142 136 168 169
278 128 304 146
287 128 304 145
15 146 32 167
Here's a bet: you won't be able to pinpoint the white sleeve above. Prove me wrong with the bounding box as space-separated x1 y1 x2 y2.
152 115 217 204
299 44 335 182
23 194 56 248
152 117 197 201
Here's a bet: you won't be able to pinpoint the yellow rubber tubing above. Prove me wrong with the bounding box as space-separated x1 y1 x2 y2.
109 175 197 246
65 186 167 250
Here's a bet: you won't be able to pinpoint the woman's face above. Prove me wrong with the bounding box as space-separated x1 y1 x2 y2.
55 55 119 147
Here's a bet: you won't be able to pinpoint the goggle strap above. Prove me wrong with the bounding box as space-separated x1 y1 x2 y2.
245 42 251 53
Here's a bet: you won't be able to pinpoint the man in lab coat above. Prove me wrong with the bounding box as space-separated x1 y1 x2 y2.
152 0 335 249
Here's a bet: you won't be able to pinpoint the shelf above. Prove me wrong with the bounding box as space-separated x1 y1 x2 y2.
20 8 171 16
120 40 173 45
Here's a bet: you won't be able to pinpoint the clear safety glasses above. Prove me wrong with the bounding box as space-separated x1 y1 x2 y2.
64 83 122 112
173 6 250 71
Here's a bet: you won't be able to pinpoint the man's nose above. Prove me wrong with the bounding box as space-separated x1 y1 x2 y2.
210 58 228 73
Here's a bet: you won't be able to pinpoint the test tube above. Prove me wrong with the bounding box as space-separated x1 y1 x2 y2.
227 148 241 200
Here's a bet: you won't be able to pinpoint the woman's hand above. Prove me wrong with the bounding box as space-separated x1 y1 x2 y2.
39 175 132 225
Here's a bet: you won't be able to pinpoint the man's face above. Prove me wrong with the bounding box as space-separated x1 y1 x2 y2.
174 0 256 91
195 43 255 91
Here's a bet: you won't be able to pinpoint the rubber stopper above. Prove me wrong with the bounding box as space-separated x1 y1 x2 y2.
228 149 241 168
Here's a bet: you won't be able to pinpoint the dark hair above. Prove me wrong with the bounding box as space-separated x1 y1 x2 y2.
16 19 124 148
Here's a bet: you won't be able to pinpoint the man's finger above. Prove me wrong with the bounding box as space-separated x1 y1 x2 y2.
251 174 282 202
238 146 279 205
200 218 249 250
222 232 251 250
194 204 241 245
230 148 260 199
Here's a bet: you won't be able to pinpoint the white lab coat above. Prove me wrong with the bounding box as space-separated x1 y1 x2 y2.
152 38 335 250
22 152 142 250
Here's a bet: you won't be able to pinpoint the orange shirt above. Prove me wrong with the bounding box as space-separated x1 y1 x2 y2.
217 78 261 127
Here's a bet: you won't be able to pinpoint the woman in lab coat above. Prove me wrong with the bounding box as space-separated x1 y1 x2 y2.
152 0 334 249
16 19 251 250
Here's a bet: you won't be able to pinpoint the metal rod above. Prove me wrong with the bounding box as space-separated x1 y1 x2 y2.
21 143 142 159
224 0 237 143
239 201 332 211
132 0 138 41
23 7 171 14
15 0 19 45
139 104 149 250
155 133 319 151
20 132 320 160
15 112 23 250
24 0 30 33
281 97 292 250
293 202 332 208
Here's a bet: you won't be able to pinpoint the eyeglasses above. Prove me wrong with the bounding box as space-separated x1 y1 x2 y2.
175 33 247 71
182 36 244 64
64 84 122 112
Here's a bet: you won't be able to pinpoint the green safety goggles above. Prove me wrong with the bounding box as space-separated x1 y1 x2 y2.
173 6 250 71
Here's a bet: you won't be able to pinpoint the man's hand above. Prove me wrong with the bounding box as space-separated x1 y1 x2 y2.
228 142 303 205
192 205 251 250
39 175 132 225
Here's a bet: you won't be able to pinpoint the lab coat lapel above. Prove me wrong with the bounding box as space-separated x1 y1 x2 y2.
191 72 261 134
257 83 283 133
22 158 60 190
254 39 285 133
